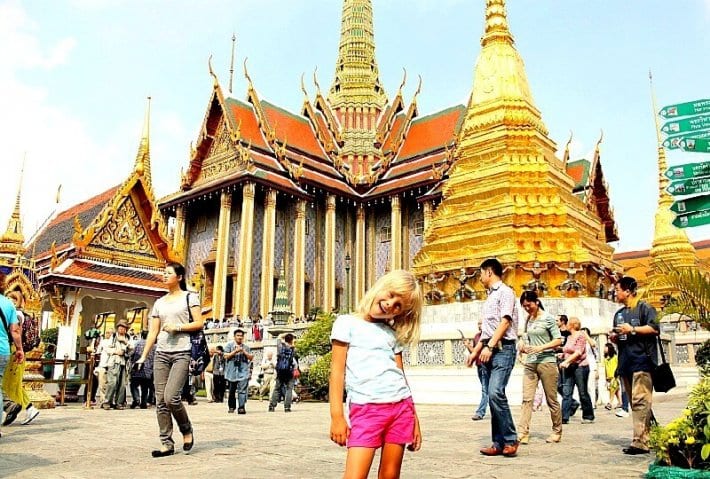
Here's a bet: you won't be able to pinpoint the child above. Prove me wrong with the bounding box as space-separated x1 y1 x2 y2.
329 270 424 479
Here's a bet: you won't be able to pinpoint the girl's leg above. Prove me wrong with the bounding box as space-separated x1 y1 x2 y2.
378 443 406 479
344 447 377 479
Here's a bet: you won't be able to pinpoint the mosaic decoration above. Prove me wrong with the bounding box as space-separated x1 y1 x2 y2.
228 203 242 263
304 205 317 309
408 207 424 269
451 341 469 365
186 209 219 276
250 201 265 316
675 343 690 364
375 210 390 278
91 196 153 257
416 340 446 366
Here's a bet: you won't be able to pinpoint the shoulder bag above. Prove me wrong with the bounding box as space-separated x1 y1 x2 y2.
652 335 676 393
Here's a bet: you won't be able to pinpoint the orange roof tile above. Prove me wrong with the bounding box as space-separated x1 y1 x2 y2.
382 114 406 153
224 98 269 150
43 260 166 294
261 101 327 159
397 106 465 159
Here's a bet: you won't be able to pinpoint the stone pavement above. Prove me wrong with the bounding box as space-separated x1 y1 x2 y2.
0 390 689 479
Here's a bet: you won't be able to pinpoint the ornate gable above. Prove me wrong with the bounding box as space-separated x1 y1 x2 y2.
87 195 157 258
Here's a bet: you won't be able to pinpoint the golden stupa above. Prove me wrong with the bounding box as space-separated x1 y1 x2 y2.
413 0 620 297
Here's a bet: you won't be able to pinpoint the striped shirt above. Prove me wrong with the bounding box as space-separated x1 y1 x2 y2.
480 280 518 341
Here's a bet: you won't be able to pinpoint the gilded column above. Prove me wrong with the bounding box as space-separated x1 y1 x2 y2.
292 199 306 317
172 204 187 260
366 208 376 287
402 206 410 269
390 195 402 271
259 189 277 317
355 204 366 307
235 182 256 318
423 200 433 233
212 192 232 320
324 194 337 311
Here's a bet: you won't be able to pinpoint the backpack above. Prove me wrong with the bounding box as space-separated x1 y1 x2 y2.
275 345 295 380
186 293 210 376
21 312 41 352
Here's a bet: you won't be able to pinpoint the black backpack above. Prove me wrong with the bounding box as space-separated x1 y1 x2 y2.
275 345 295 380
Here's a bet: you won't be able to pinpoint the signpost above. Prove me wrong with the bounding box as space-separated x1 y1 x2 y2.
667 177 710 196
661 114 710 135
664 160 710 180
672 209 710 228
670 194 710 214
662 130 710 150
680 137 710 153
659 99 710 119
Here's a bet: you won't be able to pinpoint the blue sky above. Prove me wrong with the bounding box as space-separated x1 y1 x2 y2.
1 0 710 254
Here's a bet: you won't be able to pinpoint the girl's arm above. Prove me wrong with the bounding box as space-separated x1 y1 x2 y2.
329 339 349 446
138 316 160 363
395 352 422 452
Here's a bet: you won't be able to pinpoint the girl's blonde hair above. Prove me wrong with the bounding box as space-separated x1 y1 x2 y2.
356 269 424 346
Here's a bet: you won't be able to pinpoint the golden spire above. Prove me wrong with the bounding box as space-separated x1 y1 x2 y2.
327 0 387 111
229 33 236 94
464 0 548 139
0 159 26 254
647 71 697 305
134 96 152 186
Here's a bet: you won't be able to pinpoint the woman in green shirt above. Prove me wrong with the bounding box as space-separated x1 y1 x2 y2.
517 291 563 445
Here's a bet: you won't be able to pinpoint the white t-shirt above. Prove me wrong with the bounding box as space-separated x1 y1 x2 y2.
150 291 200 353
330 314 411 405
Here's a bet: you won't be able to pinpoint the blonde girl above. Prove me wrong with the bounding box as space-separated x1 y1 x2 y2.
329 270 424 479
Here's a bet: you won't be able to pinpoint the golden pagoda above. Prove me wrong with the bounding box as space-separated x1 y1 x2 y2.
645 75 698 307
413 0 620 296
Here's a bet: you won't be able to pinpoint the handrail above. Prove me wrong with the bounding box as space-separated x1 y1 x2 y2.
23 355 96 407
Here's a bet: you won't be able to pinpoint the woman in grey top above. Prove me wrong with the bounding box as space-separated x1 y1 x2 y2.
137 262 203 457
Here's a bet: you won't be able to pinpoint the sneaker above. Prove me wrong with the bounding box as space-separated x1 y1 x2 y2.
268 406 275 412
604 403 612 410
615 408 629 418
471 414 484 421
581 418 595 424
2 403 21 426
237 408 246 415
228 408 235 413
20 406 40 425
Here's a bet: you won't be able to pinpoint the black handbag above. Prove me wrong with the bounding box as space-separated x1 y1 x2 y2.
651 335 676 393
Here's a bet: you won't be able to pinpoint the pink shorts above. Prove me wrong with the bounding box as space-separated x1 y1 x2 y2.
347 397 415 448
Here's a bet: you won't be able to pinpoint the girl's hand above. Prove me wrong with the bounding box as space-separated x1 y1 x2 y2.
408 417 422 452
560 360 569 369
330 416 350 446
465 352 478 368
163 324 178 334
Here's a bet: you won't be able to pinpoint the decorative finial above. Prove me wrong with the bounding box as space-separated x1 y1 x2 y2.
482 0 514 47
414 75 423 97
229 33 236 94
300 73 308 98
398 68 407 93
563 130 573 166
134 96 152 183
208 54 218 86
313 66 322 94
595 129 604 151
243 57 253 87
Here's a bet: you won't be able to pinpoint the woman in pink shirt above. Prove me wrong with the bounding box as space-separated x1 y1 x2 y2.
559 317 595 424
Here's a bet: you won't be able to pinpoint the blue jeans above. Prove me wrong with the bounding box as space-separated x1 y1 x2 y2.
228 379 248 410
475 363 490 418
482 344 517 446
562 364 594 421
0 355 8 434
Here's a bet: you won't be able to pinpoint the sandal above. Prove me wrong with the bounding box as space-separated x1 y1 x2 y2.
151 448 174 458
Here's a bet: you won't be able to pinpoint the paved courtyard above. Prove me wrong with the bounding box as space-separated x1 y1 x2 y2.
0 389 688 479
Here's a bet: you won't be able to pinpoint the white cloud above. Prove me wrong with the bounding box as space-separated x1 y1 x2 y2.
0 1 122 241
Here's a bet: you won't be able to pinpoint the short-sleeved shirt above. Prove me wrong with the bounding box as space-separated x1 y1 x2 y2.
563 333 589 367
224 341 252 382
481 280 518 341
613 301 659 376
523 311 561 364
330 314 410 405
0 295 18 356
150 291 200 353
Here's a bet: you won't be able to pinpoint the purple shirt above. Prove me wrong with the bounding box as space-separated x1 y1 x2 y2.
480 280 518 341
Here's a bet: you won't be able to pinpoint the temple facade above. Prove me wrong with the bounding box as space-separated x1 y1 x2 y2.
160 0 621 321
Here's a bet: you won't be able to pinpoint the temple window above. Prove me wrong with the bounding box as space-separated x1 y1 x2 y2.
414 220 424 236
379 226 391 243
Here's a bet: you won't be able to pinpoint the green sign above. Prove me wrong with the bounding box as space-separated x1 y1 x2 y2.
673 208 710 228
664 160 710 180
667 177 710 195
663 130 710 150
680 137 710 153
659 99 710 119
661 114 710 135
670 194 710 214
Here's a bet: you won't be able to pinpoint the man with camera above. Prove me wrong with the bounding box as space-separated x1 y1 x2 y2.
224 329 253 414
610 276 659 456
102 320 134 410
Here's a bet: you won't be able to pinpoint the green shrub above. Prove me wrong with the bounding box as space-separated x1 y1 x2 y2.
41 327 59 347
696 340 710 378
650 377 710 470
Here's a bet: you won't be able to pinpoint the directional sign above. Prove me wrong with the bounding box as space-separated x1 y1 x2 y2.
663 130 710 150
661 114 710 135
667 177 710 196
659 99 710 119
680 137 710 153
670 194 710 214
673 208 710 228
664 160 710 180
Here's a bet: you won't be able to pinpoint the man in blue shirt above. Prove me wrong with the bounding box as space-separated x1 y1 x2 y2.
224 329 253 414
0 276 25 438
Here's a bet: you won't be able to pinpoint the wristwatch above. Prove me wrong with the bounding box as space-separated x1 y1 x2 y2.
631 326 637 336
